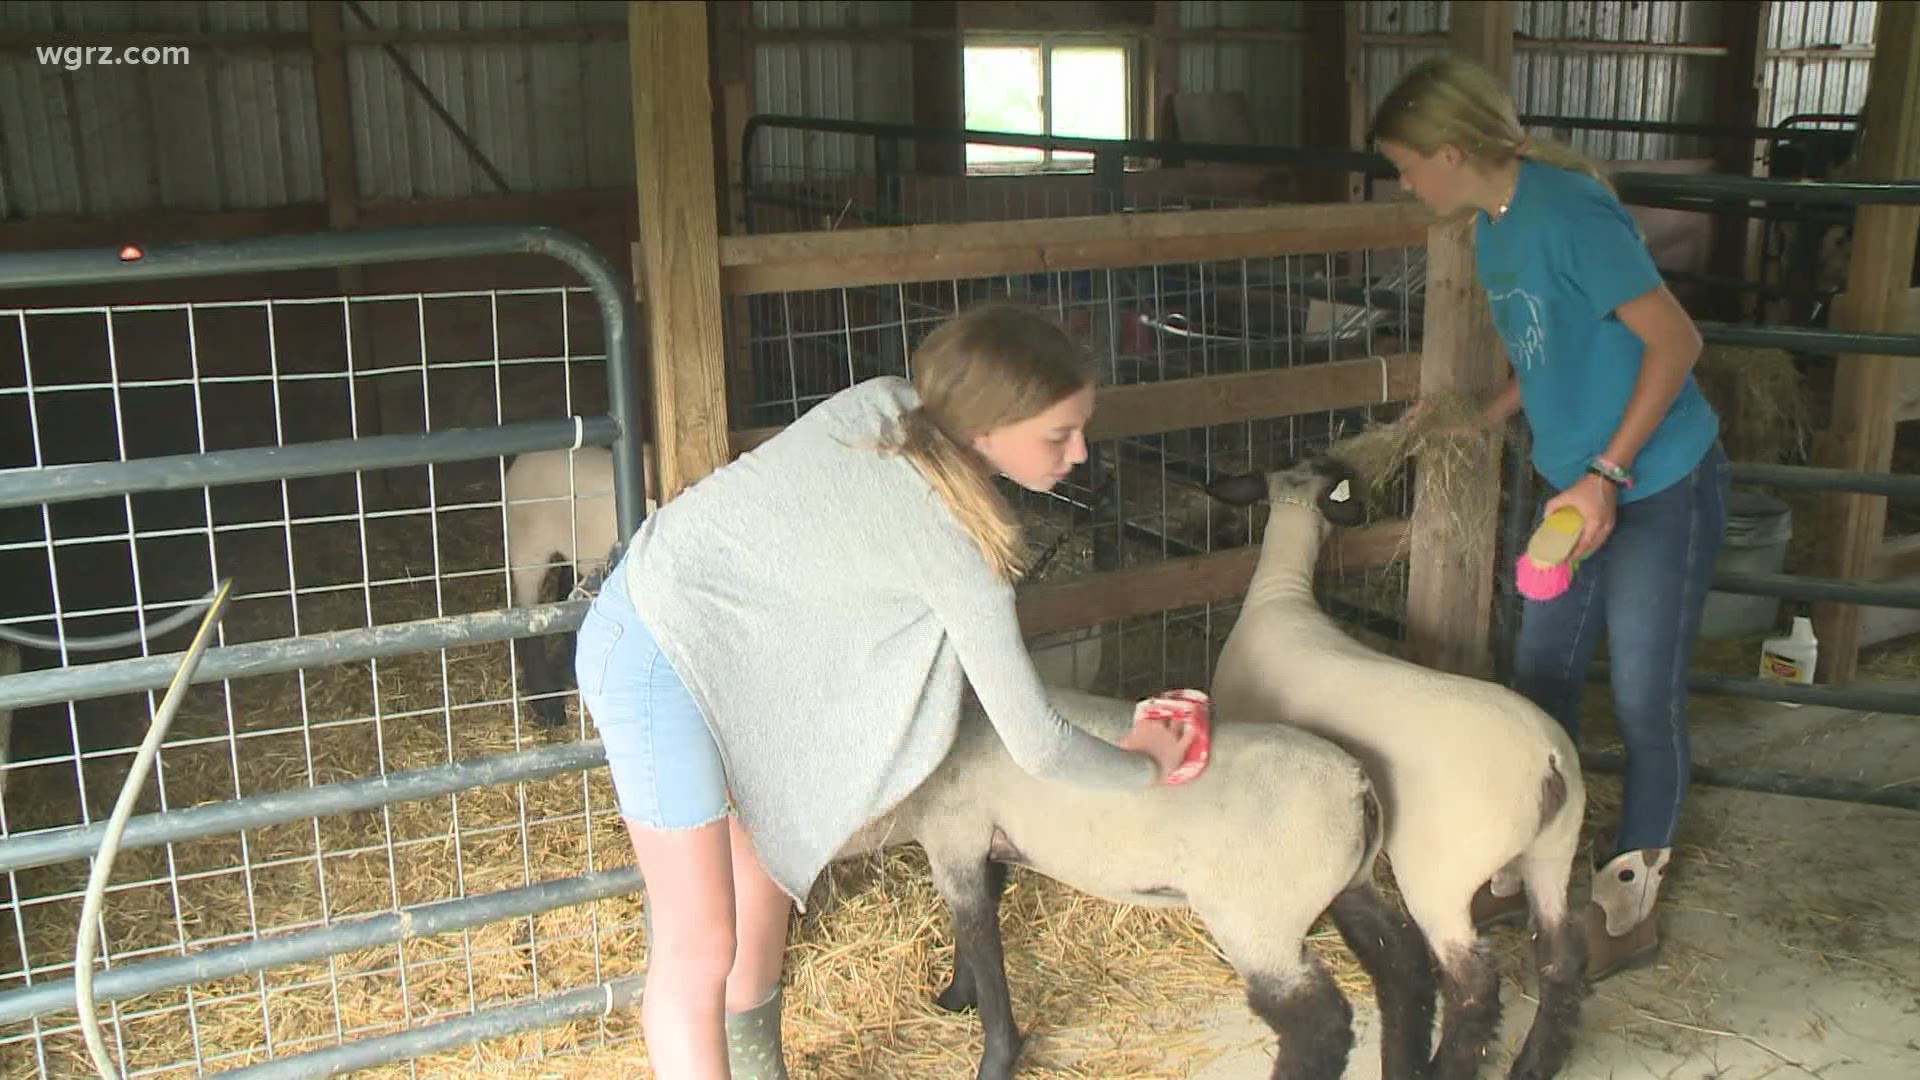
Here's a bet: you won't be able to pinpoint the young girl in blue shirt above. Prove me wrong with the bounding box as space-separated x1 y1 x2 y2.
1372 55 1731 981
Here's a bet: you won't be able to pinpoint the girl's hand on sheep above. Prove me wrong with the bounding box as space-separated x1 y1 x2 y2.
1125 691 1212 785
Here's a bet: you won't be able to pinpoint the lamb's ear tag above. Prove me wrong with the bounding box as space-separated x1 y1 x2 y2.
1329 479 1352 503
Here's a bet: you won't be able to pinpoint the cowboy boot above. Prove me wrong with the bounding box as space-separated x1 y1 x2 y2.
726 984 791 1079
1584 847 1670 981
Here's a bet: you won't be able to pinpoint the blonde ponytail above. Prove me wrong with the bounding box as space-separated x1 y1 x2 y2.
1519 134 1614 193
1372 53 1613 191
879 303 1097 584
889 407 1029 581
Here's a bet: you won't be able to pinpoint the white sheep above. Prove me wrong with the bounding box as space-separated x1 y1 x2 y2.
501 444 655 727
834 682 1439 1080
1205 456 1588 1080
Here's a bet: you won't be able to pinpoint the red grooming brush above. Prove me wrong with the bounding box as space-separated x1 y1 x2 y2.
1136 689 1211 785
1515 507 1586 602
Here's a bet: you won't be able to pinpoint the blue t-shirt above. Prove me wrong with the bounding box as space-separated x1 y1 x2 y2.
1475 159 1720 502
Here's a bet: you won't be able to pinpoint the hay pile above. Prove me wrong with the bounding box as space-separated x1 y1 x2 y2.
0 498 1379 1079
1692 345 1812 466
1325 390 1499 568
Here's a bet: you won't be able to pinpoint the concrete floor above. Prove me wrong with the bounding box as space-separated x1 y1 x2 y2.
1184 686 1920 1079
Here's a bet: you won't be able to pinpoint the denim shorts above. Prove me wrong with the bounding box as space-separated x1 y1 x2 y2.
574 564 732 831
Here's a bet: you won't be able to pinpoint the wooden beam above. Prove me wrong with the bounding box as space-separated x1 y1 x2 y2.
1812 1 1920 686
1709 1 1772 322
913 1 965 176
1016 521 1408 637
1400 3 1514 679
1300 2 1364 203
729 353 1420 456
631 1 732 502
0 26 628 49
719 199 1433 296
1446 3 1514 84
1149 2 1179 140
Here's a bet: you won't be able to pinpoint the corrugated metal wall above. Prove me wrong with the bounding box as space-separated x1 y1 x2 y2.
0 0 632 218
1174 1 1308 146
350 0 632 201
0 2 1890 221
750 0 912 180
1763 1 1875 127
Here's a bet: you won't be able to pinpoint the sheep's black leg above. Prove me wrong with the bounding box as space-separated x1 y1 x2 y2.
1429 941 1501 1080
514 635 568 728
929 853 1022 1080
1329 884 1436 1080
517 561 574 728
936 858 1008 1014
1509 912 1585 1080
1245 956 1353 1080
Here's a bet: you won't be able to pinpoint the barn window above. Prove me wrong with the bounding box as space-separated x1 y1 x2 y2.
962 40 1132 174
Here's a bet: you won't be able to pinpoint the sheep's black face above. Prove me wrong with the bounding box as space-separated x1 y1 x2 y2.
1205 457 1364 528
1205 471 1269 507
1311 457 1366 528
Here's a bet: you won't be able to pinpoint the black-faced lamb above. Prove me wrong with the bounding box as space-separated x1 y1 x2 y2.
501 445 655 727
834 682 1438 1080
1205 456 1588 1080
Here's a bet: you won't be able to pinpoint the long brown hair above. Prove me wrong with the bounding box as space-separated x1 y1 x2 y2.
883 303 1096 582
1371 53 1612 192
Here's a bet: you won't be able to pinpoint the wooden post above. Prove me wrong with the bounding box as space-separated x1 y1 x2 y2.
1811 1 1920 685
912 1 963 176
1301 2 1366 203
631 1 733 501
708 0 757 429
1149 2 1180 141
1402 1 1514 678
1709 1 1772 323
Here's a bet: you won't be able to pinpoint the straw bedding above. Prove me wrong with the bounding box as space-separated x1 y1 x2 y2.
1323 390 1498 570
0 497 1381 1079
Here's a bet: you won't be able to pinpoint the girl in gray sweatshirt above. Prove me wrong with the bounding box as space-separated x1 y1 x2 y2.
573 304 1206 1078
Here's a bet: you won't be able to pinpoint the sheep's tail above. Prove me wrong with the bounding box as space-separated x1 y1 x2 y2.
1349 779 1387 890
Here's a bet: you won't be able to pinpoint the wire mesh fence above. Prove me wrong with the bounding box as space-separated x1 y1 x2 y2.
0 282 648 1078
734 237 1429 702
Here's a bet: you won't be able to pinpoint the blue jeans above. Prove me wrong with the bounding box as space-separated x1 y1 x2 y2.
574 557 733 831
1510 441 1731 856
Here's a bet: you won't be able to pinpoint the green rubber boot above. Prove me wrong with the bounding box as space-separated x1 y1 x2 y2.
725 984 790 1079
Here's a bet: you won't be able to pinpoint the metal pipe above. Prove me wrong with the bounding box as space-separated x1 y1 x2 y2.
0 418 617 512
0 739 606 874
215 973 648 1080
1695 320 1920 357
1613 171 1920 207
0 222 643 542
0 865 641 1026
1590 664 1920 715
0 223 596 289
736 115 1920 206
0 599 588 712
1515 113 1858 142
1580 750 1919 812
1710 571 1920 610
1730 461 1920 499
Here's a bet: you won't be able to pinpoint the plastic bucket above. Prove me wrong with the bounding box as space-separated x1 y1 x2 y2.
1700 490 1794 640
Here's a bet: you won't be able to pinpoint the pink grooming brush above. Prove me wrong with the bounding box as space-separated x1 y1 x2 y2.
1137 689 1211 785
1515 507 1585 601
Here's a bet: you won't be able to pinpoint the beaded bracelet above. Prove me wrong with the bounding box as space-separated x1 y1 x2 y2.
1587 456 1635 490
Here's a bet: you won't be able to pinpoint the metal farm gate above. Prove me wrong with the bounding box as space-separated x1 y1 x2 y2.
0 225 652 1077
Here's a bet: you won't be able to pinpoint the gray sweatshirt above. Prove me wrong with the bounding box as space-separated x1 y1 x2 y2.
621 376 1156 909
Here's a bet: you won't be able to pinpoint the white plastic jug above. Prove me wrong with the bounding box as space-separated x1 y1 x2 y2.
1758 616 1818 707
